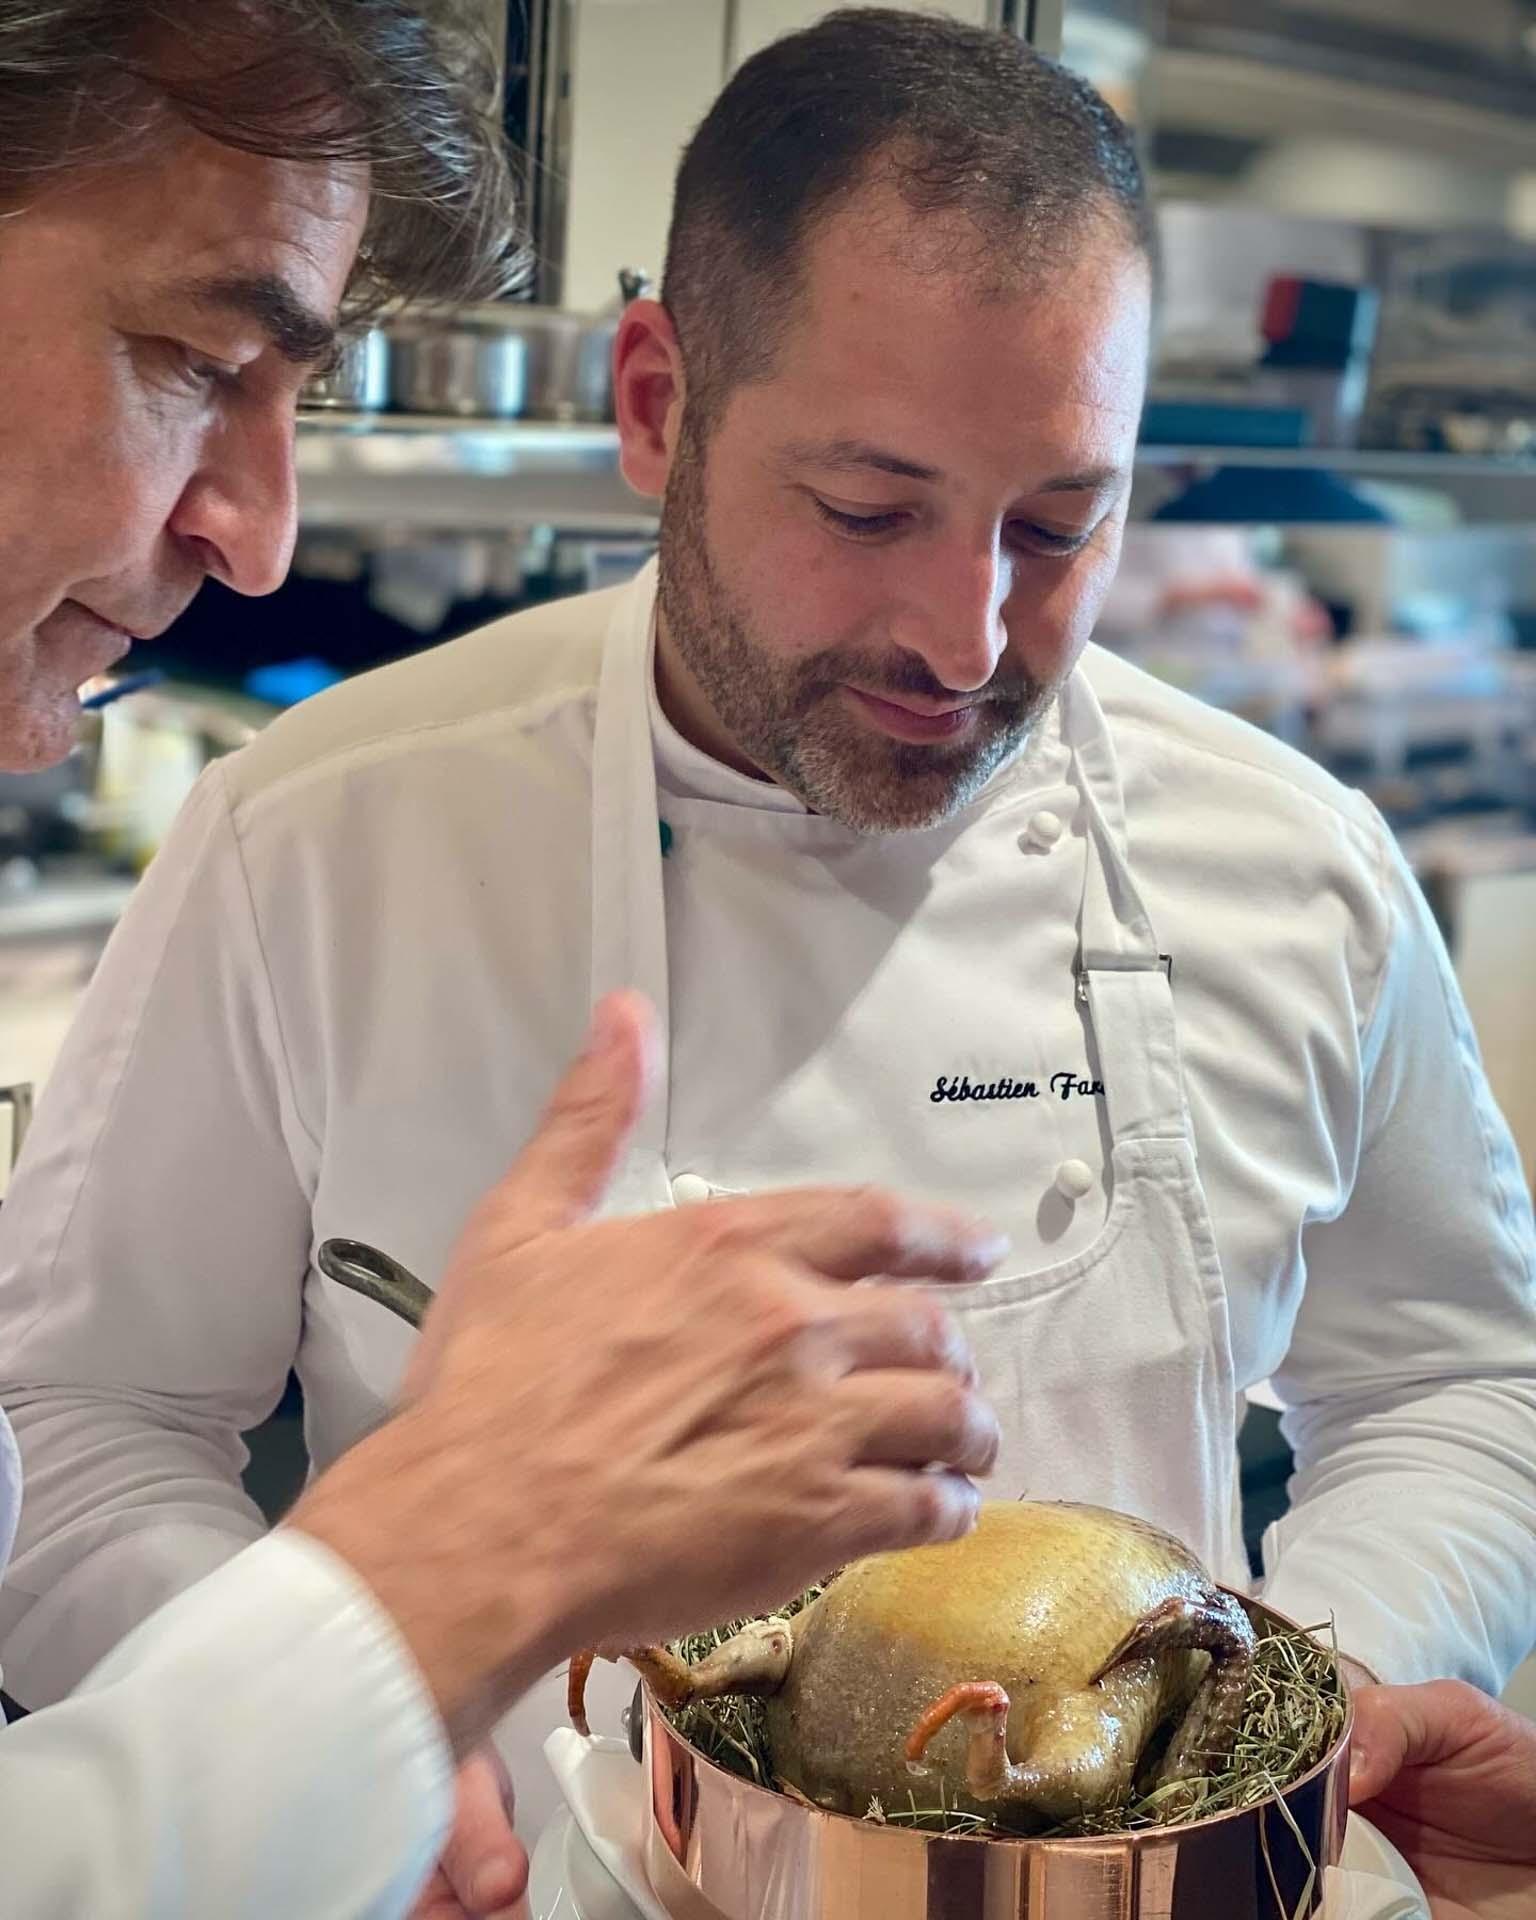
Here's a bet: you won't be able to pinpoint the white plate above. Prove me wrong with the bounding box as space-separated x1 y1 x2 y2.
1338 1815 1425 1892
527 1807 647 1920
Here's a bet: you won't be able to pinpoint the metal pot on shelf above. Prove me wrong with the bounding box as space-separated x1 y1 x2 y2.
523 268 651 423
386 268 651 423
299 328 390 411
387 308 531 419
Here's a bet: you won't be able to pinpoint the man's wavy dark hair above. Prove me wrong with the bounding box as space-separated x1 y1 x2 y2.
0 0 526 315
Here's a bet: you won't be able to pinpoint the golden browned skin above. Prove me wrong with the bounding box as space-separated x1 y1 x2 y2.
762 1501 1248 1828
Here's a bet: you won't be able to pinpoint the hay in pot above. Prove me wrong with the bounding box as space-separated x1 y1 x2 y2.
660 1592 1346 1842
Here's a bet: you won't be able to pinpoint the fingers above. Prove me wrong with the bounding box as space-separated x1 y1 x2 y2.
805 1284 977 1382
822 1467 982 1565
709 1185 1009 1285
836 1370 1000 1477
438 1747 527 1917
488 993 657 1238
407 1867 463 1920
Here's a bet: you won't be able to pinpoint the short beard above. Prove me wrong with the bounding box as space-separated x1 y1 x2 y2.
656 416 1051 834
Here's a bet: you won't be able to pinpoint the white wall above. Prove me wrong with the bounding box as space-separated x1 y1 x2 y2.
562 0 728 311
730 0 987 67
561 0 994 312
1241 138 1511 233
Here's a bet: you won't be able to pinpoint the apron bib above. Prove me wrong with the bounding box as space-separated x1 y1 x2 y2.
587 571 1243 1586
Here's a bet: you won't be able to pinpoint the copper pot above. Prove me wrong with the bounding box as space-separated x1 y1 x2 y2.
641 1592 1351 1920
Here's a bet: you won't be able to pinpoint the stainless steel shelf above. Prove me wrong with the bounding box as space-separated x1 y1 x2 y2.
1136 445 1536 481
294 415 1536 531
1132 445 1536 525
295 414 656 534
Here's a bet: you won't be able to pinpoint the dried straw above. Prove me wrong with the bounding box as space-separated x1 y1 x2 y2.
661 1595 1346 1844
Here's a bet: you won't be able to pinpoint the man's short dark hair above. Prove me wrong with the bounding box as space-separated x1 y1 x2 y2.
664 8 1153 425
0 0 524 315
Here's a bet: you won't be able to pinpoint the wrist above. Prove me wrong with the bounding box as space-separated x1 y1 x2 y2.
286 1407 570 1755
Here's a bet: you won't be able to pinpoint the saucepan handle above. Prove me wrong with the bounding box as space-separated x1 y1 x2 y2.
626 1679 646 1763
0 1083 33 1177
316 1237 435 1329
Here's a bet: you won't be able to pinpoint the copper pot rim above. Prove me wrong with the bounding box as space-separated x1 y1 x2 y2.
643 1584 1354 1851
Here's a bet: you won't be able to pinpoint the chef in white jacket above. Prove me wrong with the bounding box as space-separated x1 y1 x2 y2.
0 3 1017 1914
4 3 1535 1910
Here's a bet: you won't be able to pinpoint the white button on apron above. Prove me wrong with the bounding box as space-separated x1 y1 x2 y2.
1021 807 1065 851
1054 1158 1096 1201
670 1172 713 1206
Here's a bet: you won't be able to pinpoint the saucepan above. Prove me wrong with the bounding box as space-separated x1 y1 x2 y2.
384 268 652 423
386 307 531 419
299 329 390 411
640 1603 1353 1920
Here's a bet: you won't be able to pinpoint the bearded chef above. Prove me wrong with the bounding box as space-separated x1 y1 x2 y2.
2 2 1533 1888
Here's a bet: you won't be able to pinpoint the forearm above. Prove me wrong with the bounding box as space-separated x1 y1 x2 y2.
286 1403 568 1758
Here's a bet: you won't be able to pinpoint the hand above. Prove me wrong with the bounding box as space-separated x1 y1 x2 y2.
408 1748 527 1920
1349 1680 1536 1920
290 991 1006 1755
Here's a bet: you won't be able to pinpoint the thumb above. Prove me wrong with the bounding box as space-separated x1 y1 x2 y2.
1349 1684 1421 1805
490 991 656 1239
400 995 656 1406
439 1748 527 1915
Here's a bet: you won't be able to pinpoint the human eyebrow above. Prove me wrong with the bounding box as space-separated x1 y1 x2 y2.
781 437 943 483
157 271 339 368
1035 464 1126 496
784 440 1126 497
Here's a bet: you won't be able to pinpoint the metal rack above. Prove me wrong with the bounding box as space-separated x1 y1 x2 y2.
295 414 1536 532
295 416 651 535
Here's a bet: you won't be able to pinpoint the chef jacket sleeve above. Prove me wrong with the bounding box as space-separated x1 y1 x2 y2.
0 762 314 1703
1262 797 1536 1691
0 1528 453 1919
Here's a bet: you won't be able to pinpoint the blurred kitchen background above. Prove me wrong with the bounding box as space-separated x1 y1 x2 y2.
2 0 1534 1707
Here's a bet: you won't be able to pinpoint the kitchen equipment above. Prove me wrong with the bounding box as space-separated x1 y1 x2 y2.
299 329 390 411
387 308 530 419
531 1691 1431 1919
316 1238 434 1324
386 269 651 423
517 267 651 423
0 1083 32 1175
1258 277 1380 453
636 1617 1350 1920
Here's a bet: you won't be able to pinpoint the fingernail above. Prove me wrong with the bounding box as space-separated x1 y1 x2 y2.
1348 1748 1366 1792
470 1858 520 1910
964 1229 1011 1271
949 1479 981 1536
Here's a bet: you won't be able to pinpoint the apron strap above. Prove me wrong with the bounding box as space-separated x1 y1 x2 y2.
588 565 674 1199
1082 966 1189 1142
1063 670 1191 1144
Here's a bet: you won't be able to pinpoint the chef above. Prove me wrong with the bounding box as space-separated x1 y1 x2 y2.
2 3 1534 1910
0 1 1012 1914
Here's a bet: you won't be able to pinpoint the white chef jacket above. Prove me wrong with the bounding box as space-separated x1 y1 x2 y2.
0 1430 453 1918
0 564 1532 1846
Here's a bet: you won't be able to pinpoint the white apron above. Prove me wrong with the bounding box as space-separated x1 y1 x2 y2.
588 572 1245 1590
